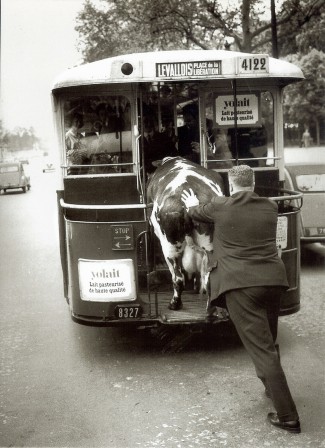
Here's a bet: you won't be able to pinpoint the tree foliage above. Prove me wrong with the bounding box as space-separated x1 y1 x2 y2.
76 0 324 62
0 121 39 156
284 49 325 145
277 0 325 55
280 1 325 144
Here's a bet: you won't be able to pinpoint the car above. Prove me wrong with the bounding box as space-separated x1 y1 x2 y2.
284 148 325 243
0 161 31 194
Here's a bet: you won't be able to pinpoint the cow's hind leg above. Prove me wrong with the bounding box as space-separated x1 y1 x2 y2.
166 255 184 310
151 228 185 310
151 196 187 311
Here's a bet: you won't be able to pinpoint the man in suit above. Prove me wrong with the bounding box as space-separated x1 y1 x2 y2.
181 164 301 433
142 115 177 174
177 103 201 164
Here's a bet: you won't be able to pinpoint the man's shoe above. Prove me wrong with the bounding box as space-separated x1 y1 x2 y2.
207 306 228 321
267 413 301 433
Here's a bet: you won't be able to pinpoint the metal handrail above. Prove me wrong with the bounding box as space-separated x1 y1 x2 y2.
268 188 302 201
60 198 146 210
61 162 134 168
204 156 281 163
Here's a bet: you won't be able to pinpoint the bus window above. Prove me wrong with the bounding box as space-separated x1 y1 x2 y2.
141 113 178 174
64 95 132 175
140 83 201 166
174 83 200 163
205 91 274 168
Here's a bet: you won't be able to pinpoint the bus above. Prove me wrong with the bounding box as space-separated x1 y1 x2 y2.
52 50 303 327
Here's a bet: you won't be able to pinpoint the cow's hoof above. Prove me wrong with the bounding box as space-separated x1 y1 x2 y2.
168 299 183 311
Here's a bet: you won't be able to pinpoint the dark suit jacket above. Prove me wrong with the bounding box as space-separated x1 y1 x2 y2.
177 125 200 164
187 191 289 301
143 132 177 173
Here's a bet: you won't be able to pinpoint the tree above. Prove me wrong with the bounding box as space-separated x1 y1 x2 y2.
0 123 39 156
76 0 324 63
277 0 325 56
284 49 325 145
0 121 9 161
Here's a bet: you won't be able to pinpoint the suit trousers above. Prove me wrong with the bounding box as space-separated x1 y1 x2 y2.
225 286 299 421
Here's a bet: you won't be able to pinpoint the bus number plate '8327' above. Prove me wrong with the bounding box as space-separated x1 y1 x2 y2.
115 305 142 319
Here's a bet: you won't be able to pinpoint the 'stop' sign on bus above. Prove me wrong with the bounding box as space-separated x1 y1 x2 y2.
156 60 221 78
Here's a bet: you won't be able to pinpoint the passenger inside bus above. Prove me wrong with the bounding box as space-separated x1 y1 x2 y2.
142 113 177 174
206 124 233 169
161 118 177 146
64 96 133 175
86 103 121 173
227 124 268 167
65 112 91 175
95 103 122 153
177 103 200 164
176 104 233 168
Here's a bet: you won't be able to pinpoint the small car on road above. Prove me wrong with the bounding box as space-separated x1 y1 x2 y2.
0 161 31 194
284 148 325 243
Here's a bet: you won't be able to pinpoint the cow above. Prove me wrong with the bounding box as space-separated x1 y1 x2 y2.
147 157 224 311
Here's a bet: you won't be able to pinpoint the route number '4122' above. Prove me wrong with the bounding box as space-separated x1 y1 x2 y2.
238 55 269 74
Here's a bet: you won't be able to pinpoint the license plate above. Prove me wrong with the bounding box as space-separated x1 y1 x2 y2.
115 305 142 319
317 227 325 235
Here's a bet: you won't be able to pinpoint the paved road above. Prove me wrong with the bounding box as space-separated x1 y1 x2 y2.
0 158 324 447
284 145 325 164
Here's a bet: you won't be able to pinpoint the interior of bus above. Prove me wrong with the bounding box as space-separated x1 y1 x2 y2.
63 82 274 177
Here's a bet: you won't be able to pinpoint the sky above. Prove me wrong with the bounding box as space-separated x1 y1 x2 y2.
1 0 86 148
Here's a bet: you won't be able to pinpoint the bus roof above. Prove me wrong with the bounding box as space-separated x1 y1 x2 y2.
52 49 304 90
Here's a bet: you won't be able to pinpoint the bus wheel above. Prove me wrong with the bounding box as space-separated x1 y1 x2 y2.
23 186 27 193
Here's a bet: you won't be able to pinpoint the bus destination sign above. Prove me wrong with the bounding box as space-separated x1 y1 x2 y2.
156 60 221 78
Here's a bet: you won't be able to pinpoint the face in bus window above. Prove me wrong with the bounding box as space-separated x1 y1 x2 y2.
143 116 156 138
98 107 106 124
178 104 200 163
183 112 197 130
94 103 118 133
68 113 83 131
65 121 89 174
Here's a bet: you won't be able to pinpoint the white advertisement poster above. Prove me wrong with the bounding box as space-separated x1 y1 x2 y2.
215 94 260 126
78 259 136 302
